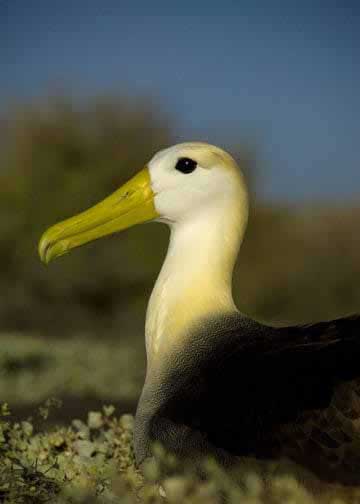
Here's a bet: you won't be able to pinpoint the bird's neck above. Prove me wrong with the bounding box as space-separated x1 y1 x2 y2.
145 199 247 367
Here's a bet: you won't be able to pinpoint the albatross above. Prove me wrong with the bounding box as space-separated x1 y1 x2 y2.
39 142 360 484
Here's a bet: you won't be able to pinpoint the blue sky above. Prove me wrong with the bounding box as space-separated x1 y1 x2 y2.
1 1 359 202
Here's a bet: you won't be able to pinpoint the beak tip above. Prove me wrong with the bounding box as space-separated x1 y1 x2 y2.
38 232 70 264
41 253 51 266
38 233 52 265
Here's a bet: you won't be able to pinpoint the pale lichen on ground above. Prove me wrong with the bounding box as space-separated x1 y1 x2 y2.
1 402 360 503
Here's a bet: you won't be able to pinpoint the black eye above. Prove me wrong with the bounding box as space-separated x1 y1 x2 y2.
175 157 197 174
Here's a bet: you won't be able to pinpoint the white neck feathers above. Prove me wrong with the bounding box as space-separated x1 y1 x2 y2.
145 195 248 366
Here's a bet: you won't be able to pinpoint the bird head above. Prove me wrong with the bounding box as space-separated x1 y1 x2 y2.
38 142 248 264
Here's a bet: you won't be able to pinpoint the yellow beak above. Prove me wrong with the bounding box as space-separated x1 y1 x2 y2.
38 166 158 264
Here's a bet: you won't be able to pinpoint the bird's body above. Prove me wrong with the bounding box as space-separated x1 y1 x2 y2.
137 312 360 485
39 142 360 485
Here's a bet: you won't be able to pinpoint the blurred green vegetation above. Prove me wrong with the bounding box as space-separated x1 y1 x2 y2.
1 94 360 338
0 333 143 406
237 204 360 323
0 95 172 335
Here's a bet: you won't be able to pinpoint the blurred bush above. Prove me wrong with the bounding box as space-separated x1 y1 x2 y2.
237 204 360 322
0 95 173 334
1 94 360 338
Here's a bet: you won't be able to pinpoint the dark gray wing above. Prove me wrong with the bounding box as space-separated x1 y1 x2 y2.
141 313 360 483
